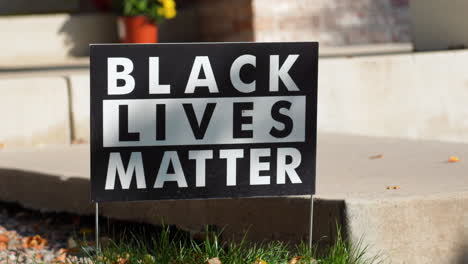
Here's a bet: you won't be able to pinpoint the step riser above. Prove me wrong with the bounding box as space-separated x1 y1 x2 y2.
0 14 118 67
3 49 468 147
346 195 468 264
0 77 71 146
319 50 468 143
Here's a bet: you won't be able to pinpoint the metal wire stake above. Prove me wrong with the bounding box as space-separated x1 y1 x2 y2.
308 195 314 249
95 202 100 253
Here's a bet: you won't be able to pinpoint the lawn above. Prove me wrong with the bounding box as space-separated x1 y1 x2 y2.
76 226 383 264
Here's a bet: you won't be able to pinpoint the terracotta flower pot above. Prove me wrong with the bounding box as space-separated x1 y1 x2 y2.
118 16 158 43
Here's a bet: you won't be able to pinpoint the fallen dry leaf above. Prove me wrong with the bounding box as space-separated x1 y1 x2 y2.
0 242 7 251
253 259 267 264
57 248 68 255
288 256 302 264
0 234 9 243
22 235 47 249
53 253 67 263
53 249 72 264
369 154 384 160
386 186 400 190
116 253 130 264
117 257 129 264
448 156 460 163
207 257 222 264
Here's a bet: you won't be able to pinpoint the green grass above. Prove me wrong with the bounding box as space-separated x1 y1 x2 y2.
76 226 383 264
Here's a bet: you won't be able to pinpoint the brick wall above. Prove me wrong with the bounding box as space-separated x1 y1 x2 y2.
173 0 411 45
253 0 410 45
195 0 254 42
160 0 254 42
0 0 411 46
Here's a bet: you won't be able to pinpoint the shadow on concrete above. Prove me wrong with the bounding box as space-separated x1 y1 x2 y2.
53 0 254 59
457 253 468 264
101 196 345 245
0 168 93 214
0 168 344 244
58 13 118 57
456 241 468 264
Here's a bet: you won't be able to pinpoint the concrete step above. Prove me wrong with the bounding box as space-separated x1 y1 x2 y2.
318 48 468 143
0 8 410 68
0 76 71 146
0 13 117 68
0 43 413 70
2 48 468 147
0 133 466 264
319 43 413 58
0 0 80 15
0 58 89 72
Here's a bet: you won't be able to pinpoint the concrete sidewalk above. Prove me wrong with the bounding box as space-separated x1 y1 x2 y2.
0 133 467 263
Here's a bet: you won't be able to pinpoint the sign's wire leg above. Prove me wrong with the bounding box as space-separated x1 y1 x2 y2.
95 202 100 254
308 195 314 250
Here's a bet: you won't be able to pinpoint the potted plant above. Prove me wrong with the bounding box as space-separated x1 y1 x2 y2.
113 0 177 43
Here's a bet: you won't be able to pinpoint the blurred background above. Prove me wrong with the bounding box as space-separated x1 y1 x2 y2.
1 0 468 146
0 2 468 263
2 0 414 67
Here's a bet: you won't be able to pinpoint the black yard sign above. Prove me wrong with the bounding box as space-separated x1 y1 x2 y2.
90 42 318 202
